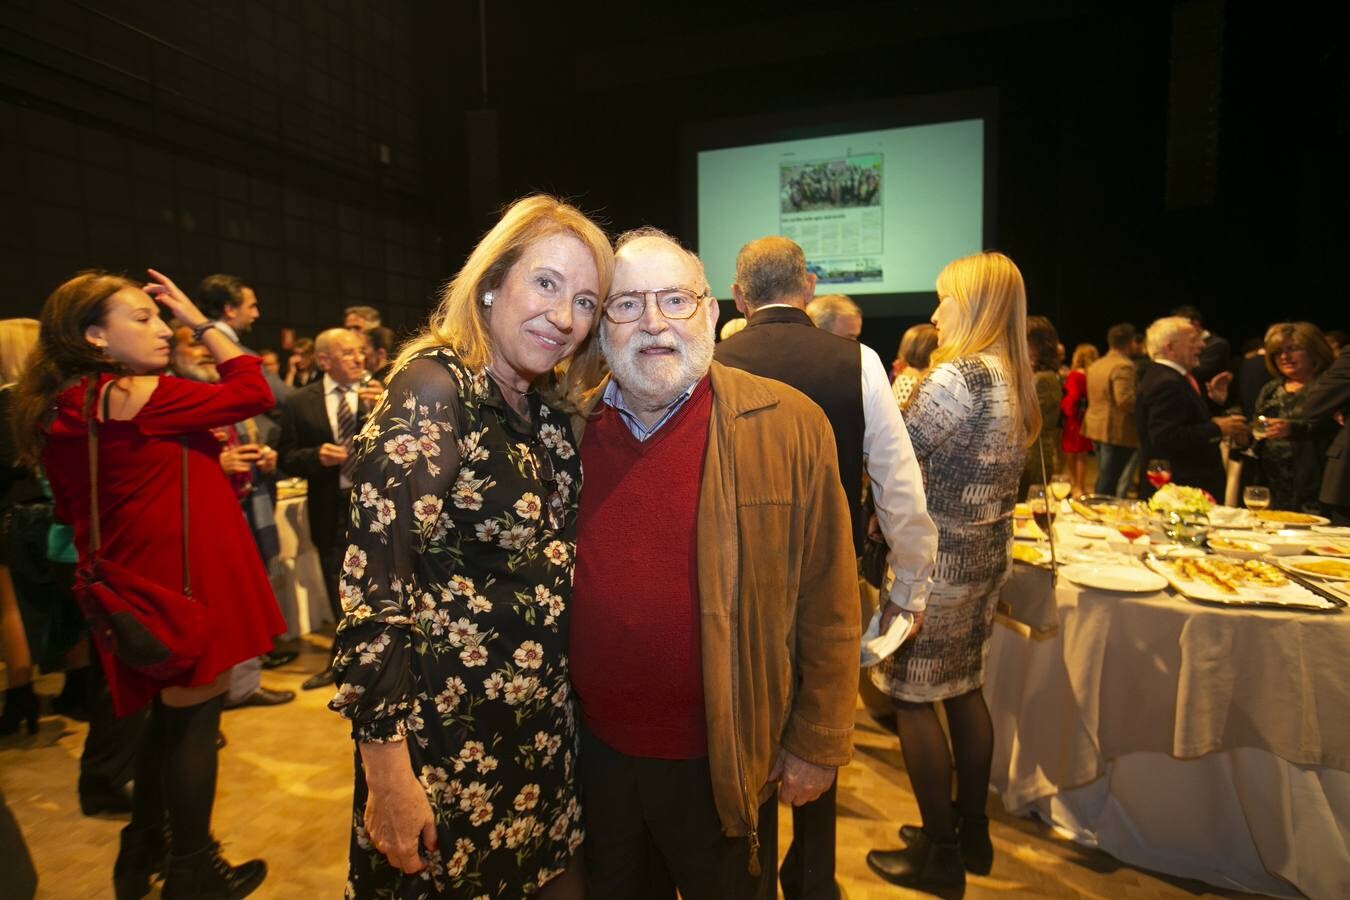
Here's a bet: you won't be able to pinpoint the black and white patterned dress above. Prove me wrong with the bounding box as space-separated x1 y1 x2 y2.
329 349 583 898
872 354 1026 703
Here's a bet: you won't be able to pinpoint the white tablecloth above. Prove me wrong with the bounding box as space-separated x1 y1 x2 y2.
274 493 333 639
986 560 1350 899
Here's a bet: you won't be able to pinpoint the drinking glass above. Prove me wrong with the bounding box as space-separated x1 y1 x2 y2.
1251 416 1270 440
1146 459 1172 489
1026 484 1054 541
1243 485 1271 511
1050 473 1073 502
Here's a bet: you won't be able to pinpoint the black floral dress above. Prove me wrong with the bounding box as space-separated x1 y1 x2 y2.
329 350 583 898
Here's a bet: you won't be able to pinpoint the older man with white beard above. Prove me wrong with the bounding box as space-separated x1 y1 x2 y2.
569 228 860 899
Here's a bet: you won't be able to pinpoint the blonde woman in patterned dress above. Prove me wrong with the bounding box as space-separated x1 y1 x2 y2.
867 252 1040 893
327 195 612 899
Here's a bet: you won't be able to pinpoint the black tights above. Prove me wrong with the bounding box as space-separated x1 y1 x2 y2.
895 688 995 841
129 694 224 855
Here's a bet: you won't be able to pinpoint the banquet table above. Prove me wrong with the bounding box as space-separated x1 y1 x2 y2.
985 524 1350 899
273 487 334 639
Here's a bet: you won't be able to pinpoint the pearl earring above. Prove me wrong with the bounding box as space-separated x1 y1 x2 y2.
483 291 494 307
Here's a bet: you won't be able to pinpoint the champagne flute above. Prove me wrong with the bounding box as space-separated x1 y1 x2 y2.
1146 459 1172 489
1243 485 1271 511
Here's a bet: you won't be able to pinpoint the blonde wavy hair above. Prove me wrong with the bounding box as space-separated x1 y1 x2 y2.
930 251 1041 447
0 318 40 385
391 195 613 407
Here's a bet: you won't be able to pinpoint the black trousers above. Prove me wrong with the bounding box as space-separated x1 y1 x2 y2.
579 726 775 900
779 782 838 900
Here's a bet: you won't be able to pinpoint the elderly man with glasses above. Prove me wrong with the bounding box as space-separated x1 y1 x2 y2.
569 228 860 899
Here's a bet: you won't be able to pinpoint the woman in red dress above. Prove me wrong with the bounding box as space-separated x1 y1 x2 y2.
1060 342 1099 496
12 269 283 900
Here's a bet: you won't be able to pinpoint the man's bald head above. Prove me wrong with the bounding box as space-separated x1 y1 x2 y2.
612 228 710 296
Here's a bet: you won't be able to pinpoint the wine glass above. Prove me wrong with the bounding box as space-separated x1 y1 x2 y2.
1251 416 1270 440
1050 473 1073 503
1243 485 1271 511
1026 484 1054 541
1146 459 1172 490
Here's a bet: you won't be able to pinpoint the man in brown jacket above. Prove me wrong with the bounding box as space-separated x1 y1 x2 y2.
570 228 860 899
1082 322 1141 495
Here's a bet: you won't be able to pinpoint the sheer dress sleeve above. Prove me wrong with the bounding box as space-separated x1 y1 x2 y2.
328 356 465 743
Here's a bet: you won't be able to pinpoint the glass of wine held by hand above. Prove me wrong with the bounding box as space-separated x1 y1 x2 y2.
1146 459 1172 490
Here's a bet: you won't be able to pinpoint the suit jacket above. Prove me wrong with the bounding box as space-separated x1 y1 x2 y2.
1135 361 1224 499
715 305 866 550
1301 351 1350 508
1081 350 1138 447
277 380 359 550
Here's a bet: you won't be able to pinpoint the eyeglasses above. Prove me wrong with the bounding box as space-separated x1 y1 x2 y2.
603 287 709 324
529 443 566 532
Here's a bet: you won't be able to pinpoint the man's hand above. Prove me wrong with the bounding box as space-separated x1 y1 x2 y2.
767 749 836 806
220 443 263 475
1213 414 1249 443
358 379 385 409
318 442 349 467
257 445 278 474
1206 371 1233 405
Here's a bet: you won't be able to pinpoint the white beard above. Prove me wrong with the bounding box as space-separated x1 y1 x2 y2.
600 322 714 414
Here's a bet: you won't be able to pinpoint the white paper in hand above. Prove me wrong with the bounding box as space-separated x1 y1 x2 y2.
859 607 914 668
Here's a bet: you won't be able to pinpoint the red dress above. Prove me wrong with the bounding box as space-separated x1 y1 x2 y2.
44 356 285 715
1060 368 1094 453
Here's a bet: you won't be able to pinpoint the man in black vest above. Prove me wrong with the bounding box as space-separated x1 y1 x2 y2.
716 236 937 900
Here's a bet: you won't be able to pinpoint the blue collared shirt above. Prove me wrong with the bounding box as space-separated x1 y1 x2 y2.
601 377 701 441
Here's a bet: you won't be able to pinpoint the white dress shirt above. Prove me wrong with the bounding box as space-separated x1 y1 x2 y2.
859 343 938 612
323 373 360 490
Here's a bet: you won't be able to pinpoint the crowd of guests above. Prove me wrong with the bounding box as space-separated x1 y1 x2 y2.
977 306 1349 516
2 191 1348 900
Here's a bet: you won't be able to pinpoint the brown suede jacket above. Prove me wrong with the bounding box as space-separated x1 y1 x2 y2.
577 361 861 859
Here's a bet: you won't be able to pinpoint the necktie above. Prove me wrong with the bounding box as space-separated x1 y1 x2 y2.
1186 372 1201 396
335 386 358 483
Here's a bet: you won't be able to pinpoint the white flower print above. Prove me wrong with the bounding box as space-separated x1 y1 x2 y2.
358 483 380 507
513 493 542 521
374 498 396 526
447 574 476 597
384 433 419 465
498 523 534 550
513 641 544 670
474 520 502 543
343 545 368 579
468 595 492 615
459 643 488 667
513 783 540 811
413 494 443 523
338 581 365 613
446 618 479 648
538 424 564 449
503 674 538 706
468 804 493 826
542 541 570 566
482 672 504 699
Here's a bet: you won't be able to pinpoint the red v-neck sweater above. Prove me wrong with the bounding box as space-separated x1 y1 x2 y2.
571 376 713 759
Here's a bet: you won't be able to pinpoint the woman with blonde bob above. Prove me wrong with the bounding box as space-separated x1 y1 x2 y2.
329 194 612 898
868 251 1039 893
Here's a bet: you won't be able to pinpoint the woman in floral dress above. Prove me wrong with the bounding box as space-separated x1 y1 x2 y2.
328 195 612 899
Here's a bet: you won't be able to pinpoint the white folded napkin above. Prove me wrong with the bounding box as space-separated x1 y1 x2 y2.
860 607 915 668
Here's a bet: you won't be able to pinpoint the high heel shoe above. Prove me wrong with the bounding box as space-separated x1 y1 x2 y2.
113 822 168 899
0 682 39 737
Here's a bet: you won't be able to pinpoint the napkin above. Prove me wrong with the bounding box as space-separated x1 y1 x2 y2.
860 607 915 667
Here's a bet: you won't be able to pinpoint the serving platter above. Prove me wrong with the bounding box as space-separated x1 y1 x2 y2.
1145 556 1343 611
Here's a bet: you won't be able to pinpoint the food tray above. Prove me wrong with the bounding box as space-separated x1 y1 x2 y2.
1144 557 1344 612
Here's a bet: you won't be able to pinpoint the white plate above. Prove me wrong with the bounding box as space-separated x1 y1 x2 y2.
1074 524 1112 539
1309 543 1350 558
1277 556 1350 582
1312 525 1350 537
1146 557 1340 610
1059 563 1167 593
1254 511 1332 528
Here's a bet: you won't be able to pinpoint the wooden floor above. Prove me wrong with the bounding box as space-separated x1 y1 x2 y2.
1 639 1261 900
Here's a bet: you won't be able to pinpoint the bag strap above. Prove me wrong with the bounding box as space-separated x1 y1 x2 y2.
86 381 192 595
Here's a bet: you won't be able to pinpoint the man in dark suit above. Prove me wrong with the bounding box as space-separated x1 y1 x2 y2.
1302 348 1350 523
277 328 383 689
716 236 937 898
1136 316 1248 500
